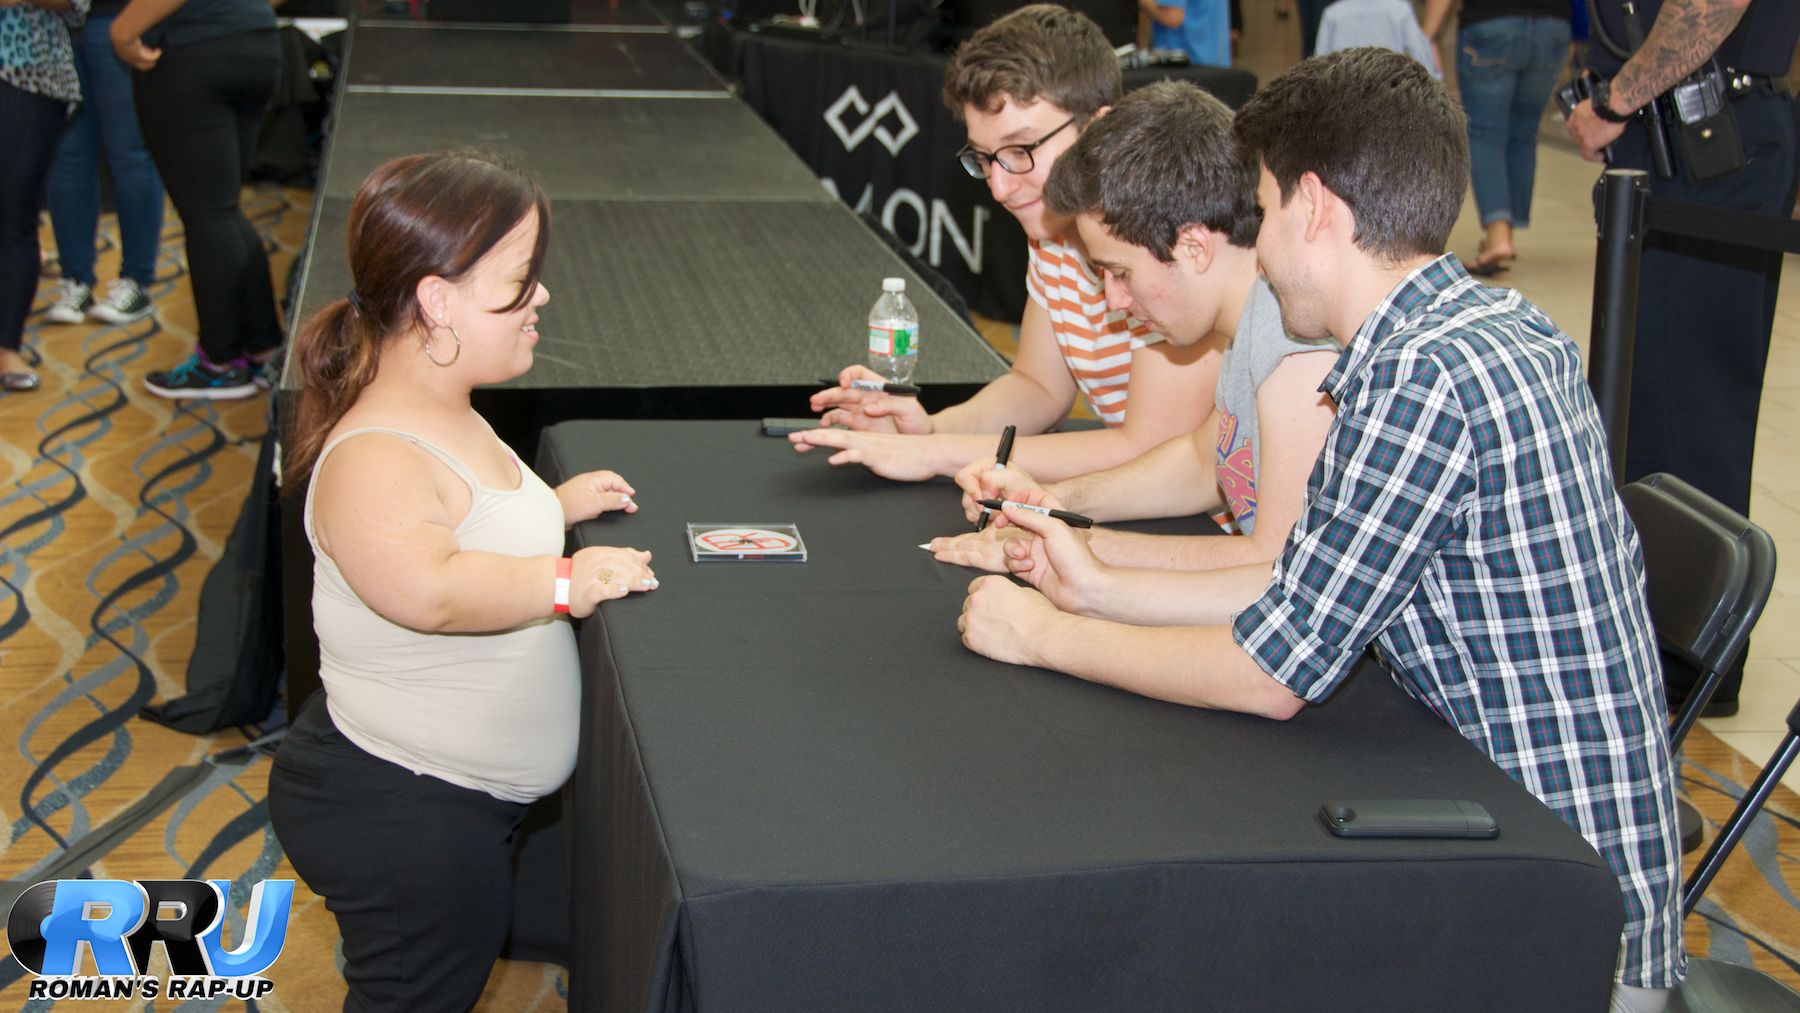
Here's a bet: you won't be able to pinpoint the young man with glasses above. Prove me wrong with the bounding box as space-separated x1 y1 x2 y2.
960 49 1681 1009
792 4 1222 485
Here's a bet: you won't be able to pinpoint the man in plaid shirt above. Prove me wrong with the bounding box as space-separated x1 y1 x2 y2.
958 48 1683 1008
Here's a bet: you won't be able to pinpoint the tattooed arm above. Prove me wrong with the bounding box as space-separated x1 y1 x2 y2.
1610 0 1752 112
1566 0 1751 160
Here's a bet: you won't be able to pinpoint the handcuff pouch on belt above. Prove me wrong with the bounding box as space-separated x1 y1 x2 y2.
1664 60 1746 183
1589 0 1750 183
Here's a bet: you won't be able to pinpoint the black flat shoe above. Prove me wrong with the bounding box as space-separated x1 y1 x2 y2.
1463 240 1515 278
1 370 40 392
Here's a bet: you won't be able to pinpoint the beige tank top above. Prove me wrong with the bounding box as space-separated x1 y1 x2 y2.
304 426 579 803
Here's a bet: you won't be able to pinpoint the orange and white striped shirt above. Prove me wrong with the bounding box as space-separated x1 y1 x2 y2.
1026 238 1163 427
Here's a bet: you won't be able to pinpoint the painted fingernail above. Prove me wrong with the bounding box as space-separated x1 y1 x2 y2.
918 543 933 551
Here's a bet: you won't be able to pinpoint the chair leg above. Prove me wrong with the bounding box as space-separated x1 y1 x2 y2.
1685 733 1800 917
1678 798 1705 853
1671 667 1728 752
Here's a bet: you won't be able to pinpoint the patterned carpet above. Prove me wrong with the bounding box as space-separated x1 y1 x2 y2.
2 187 1799 1008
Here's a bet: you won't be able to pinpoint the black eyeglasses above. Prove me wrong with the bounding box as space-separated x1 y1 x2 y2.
956 115 1084 180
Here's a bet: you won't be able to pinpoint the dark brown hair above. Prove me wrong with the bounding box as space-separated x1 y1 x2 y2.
283 149 550 492
1044 80 1260 259
1233 47 1468 261
942 4 1121 120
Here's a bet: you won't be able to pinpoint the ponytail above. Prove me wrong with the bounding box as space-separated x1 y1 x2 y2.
282 298 382 493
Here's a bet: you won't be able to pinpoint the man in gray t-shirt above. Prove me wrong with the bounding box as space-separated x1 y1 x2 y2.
933 80 1338 577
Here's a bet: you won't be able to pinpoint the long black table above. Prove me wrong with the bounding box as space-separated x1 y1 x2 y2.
539 419 1626 1013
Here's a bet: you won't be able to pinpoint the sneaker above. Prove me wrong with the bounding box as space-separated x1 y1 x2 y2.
89 279 154 325
44 281 93 324
144 354 258 401
251 354 282 391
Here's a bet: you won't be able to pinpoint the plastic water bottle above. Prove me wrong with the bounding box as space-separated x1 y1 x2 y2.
867 277 919 385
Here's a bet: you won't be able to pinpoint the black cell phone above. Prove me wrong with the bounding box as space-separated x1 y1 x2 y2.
1320 799 1498 839
761 417 821 436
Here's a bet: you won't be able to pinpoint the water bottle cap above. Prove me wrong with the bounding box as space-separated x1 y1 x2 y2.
882 277 906 292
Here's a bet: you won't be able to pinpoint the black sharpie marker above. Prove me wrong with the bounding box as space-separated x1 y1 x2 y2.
820 377 920 396
975 499 1095 529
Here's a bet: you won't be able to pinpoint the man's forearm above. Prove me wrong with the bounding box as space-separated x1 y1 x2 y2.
1086 526 1279 571
1002 423 1180 485
932 371 1070 436
1077 559 1273 626
1032 615 1304 719
1610 0 1749 112
1048 427 1219 521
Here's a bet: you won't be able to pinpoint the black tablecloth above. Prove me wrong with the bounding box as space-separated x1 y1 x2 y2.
538 419 1626 1013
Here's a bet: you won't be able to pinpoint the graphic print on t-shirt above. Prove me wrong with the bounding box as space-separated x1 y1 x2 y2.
1215 409 1257 529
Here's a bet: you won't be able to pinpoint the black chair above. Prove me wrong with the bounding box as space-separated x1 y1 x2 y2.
1620 473 1792 1010
1622 473 1777 757
1625 473 1772 849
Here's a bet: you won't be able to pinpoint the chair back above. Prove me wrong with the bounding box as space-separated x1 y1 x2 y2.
1619 473 1777 750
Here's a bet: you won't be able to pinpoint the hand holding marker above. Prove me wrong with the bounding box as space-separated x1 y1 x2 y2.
975 499 1094 529
974 424 1017 533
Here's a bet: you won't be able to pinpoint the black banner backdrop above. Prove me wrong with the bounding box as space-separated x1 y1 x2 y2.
731 29 1257 322
738 33 1028 321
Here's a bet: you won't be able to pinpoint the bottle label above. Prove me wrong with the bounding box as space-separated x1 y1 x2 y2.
868 325 917 356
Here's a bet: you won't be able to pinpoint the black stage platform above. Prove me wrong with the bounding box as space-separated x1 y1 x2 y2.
354 0 669 27
346 23 729 93
318 92 828 201
290 198 1002 403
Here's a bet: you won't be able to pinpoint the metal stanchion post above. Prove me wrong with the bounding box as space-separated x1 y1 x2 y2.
1588 168 1650 487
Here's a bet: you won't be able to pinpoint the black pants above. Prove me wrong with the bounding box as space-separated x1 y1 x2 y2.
0 82 68 355
1296 0 1325 57
269 695 529 1012
132 29 284 364
1604 90 1800 703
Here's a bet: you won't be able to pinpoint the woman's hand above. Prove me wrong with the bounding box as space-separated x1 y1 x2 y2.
557 470 637 527
109 20 162 71
567 546 656 618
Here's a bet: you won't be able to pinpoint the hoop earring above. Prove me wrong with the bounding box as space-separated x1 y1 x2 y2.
424 323 462 367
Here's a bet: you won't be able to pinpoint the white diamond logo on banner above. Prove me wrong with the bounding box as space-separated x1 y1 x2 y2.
824 86 919 157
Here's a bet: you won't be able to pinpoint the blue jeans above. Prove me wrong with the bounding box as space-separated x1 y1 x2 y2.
1456 16 1572 227
48 13 165 287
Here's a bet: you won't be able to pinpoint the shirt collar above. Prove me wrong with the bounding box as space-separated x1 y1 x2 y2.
1321 254 1470 401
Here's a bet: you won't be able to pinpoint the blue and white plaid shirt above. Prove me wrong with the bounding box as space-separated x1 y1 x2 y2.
1234 256 1683 988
